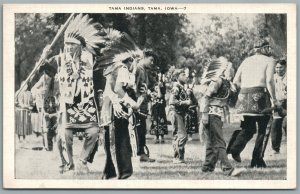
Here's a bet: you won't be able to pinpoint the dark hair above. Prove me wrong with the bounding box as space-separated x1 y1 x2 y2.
143 49 158 65
277 59 287 66
122 57 134 64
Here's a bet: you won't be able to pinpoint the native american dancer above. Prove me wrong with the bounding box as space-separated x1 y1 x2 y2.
100 55 137 179
95 27 156 178
36 14 106 172
169 69 191 164
227 39 276 168
199 57 241 176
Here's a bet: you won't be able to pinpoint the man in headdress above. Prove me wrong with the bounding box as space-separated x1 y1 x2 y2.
169 69 191 164
39 14 103 172
199 57 241 176
227 39 276 168
100 48 160 178
100 54 137 179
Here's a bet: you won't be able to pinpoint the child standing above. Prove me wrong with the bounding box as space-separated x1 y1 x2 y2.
169 69 191 164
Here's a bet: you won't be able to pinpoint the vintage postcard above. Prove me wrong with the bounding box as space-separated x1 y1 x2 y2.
3 4 296 189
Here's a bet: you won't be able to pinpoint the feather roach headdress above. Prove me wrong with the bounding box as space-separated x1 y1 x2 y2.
64 14 105 55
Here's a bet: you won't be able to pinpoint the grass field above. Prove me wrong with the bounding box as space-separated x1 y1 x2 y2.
15 122 287 180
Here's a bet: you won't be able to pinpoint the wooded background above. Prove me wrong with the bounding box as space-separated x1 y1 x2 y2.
15 13 287 90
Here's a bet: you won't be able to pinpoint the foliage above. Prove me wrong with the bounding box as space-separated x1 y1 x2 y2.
15 13 287 90
15 13 58 89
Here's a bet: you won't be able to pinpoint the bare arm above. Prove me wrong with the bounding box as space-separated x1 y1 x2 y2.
114 81 126 98
266 59 276 103
115 67 138 109
103 73 127 118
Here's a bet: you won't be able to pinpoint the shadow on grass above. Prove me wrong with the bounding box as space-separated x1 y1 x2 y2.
135 158 286 180
233 159 287 168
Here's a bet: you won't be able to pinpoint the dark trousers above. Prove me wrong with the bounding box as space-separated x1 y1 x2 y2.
136 114 147 155
203 115 233 174
229 115 270 163
45 115 57 150
65 126 99 165
171 112 188 160
271 118 283 152
103 117 133 179
282 116 287 135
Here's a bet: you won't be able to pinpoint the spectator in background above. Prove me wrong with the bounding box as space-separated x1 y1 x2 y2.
15 83 33 143
150 81 168 144
31 64 55 149
271 59 287 154
43 93 58 151
185 85 199 141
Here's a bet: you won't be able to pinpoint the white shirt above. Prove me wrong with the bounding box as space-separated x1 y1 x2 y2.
274 73 287 101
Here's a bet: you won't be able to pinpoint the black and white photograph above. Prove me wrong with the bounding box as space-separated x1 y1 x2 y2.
3 4 296 189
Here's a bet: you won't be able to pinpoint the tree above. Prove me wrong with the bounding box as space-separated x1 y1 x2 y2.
15 13 59 90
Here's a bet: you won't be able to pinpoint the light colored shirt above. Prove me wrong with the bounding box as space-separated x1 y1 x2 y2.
31 74 52 109
274 73 287 101
16 90 33 109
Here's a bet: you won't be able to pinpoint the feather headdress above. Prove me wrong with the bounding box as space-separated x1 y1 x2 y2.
94 28 143 75
201 57 229 80
64 14 106 55
65 15 143 74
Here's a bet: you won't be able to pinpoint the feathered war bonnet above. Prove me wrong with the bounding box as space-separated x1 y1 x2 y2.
201 57 237 93
64 13 105 55
94 28 144 76
201 57 229 83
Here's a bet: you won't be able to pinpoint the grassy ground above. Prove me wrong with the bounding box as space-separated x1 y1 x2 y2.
15 122 286 180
